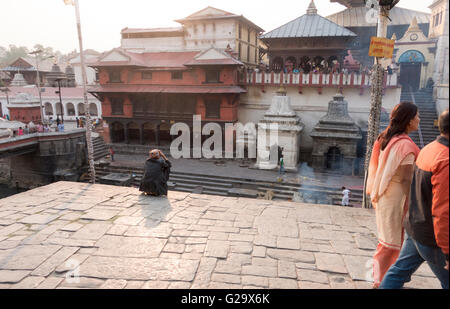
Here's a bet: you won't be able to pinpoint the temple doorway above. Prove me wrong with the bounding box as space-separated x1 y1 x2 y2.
326 147 342 170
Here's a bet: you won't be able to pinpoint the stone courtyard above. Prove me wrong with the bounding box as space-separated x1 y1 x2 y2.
0 181 442 289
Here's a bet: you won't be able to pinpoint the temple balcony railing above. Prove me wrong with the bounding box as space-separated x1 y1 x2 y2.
242 71 399 94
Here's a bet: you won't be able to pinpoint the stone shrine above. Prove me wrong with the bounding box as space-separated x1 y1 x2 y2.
310 93 362 175
254 85 303 171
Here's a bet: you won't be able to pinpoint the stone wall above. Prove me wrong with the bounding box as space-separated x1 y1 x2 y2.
8 131 88 189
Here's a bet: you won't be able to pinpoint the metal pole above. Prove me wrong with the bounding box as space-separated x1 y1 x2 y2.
57 80 64 123
362 5 390 209
34 54 45 125
74 0 96 184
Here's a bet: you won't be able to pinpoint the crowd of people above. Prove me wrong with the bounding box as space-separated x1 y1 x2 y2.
367 104 449 289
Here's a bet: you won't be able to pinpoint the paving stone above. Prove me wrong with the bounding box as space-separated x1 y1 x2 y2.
59 212 83 221
79 256 199 281
94 235 167 258
208 282 242 289
0 223 26 236
315 253 348 274
31 246 80 277
43 237 97 248
296 269 329 284
215 261 242 275
252 246 266 258
191 257 217 289
60 222 84 232
0 240 21 249
242 265 277 277
211 273 241 284
163 243 185 254
254 217 298 238
404 276 443 289
254 235 277 248
295 262 317 270
252 257 278 267
36 277 64 289
298 281 330 289
277 237 300 250
168 281 192 289
80 210 119 221
59 277 106 289
300 241 335 253
329 275 356 289
227 253 252 265
330 240 374 257
278 260 297 279
207 226 239 233
266 249 315 264
54 254 89 273
205 240 229 258
242 276 269 288
355 235 377 250
11 276 46 289
100 279 128 289
125 225 172 238
0 245 61 270
72 223 112 240
113 216 143 226
342 254 373 282
208 232 229 240
190 231 210 238
269 278 298 289
229 234 254 242
185 237 208 244
124 281 145 289
106 224 129 236
0 270 30 283
230 241 253 254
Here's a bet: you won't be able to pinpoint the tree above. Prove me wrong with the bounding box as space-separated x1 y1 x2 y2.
0 45 29 66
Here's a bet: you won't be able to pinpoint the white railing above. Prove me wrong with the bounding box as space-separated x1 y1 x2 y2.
244 72 398 88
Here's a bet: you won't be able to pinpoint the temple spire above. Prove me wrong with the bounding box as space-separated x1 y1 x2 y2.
408 16 420 31
307 0 318 15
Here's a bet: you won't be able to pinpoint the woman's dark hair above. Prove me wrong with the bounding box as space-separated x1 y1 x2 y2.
377 102 418 150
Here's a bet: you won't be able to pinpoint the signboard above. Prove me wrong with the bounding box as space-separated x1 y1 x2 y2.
369 37 395 58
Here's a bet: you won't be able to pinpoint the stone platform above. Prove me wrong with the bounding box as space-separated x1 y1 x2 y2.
0 182 441 289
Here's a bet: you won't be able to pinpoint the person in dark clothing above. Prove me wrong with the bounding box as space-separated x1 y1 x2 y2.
139 149 171 197
380 109 449 289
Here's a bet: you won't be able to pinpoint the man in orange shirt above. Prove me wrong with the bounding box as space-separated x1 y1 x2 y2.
380 109 449 289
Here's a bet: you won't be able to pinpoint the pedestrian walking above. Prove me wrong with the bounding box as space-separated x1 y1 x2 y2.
139 149 171 197
76 117 79 128
24 125 29 135
380 109 449 289
44 125 49 133
366 102 421 288
109 147 115 162
341 187 351 206
278 146 285 175
17 127 24 136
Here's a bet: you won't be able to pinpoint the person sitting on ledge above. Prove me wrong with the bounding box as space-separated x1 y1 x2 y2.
139 149 171 197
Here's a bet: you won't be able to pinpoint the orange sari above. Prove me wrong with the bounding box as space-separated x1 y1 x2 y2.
367 134 420 287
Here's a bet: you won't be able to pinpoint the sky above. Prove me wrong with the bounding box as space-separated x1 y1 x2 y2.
0 0 434 54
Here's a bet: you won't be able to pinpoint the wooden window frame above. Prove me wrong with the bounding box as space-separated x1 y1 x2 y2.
141 71 152 80
110 97 124 115
204 69 222 84
205 99 221 119
108 70 122 83
171 71 183 80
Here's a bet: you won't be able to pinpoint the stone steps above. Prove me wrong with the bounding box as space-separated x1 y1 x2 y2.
86 164 364 207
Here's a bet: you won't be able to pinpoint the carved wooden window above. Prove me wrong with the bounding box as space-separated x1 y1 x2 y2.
205 70 221 83
110 97 124 115
142 72 152 80
171 71 183 80
108 70 121 83
205 99 221 119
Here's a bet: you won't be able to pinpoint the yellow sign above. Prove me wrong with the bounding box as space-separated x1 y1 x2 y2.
369 37 395 58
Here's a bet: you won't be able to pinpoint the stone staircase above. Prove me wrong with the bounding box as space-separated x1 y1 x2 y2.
401 89 440 148
92 136 110 161
84 164 364 207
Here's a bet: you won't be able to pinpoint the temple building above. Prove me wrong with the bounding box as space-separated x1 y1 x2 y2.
88 47 246 146
120 6 265 67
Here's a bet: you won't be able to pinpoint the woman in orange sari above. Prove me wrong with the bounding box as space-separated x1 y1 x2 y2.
366 102 420 288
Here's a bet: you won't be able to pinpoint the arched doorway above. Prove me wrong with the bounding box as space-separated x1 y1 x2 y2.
78 103 85 116
326 147 342 170
127 122 140 144
143 122 156 145
111 122 125 143
398 50 425 91
66 103 75 116
89 103 98 117
44 103 53 116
